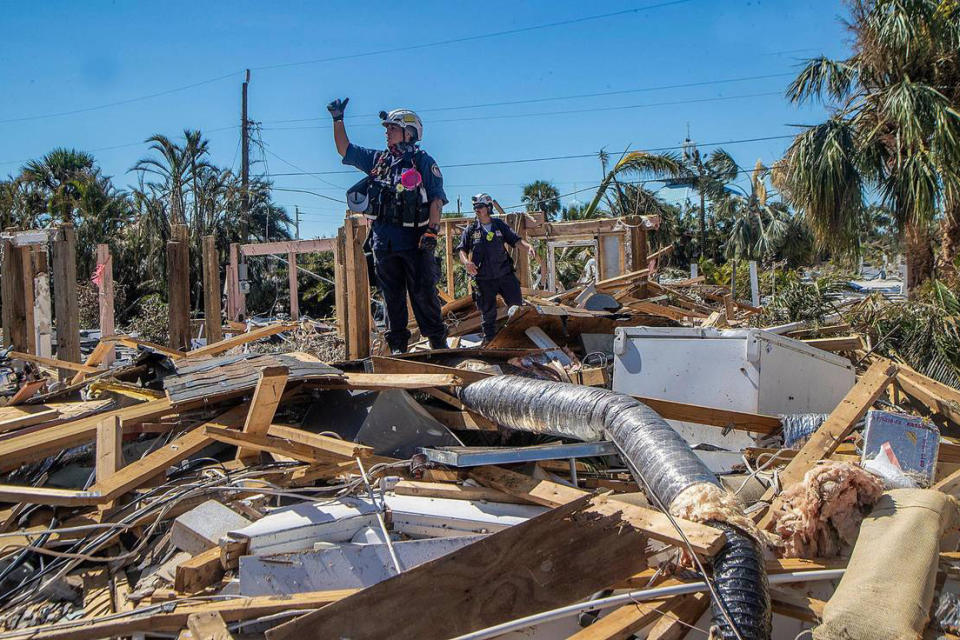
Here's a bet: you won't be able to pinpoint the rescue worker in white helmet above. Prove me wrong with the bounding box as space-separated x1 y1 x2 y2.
327 98 447 353
457 193 536 345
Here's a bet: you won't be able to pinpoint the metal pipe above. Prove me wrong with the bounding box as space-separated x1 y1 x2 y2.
449 570 844 640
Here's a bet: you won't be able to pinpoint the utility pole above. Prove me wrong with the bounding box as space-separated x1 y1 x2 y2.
295 206 300 239
241 69 250 242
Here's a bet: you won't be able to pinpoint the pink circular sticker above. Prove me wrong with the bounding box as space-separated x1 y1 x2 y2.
400 168 422 189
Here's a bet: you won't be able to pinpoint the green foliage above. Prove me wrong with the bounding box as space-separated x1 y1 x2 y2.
762 273 846 324
521 180 561 219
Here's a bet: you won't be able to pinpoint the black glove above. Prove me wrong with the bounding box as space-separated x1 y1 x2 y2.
327 97 349 122
419 228 438 252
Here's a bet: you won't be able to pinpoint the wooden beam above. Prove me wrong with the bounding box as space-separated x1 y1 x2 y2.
0 238 17 349
1 244 35 353
3 590 355 640
236 366 289 462
370 355 491 384
7 351 99 374
52 223 81 375
168 224 192 352
802 335 863 352
202 235 223 345
334 227 348 339
320 372 463 389
422 406 500 431
175 546 225 594
187 611 234 640
0 485 101 506
644 593 710 640
468 466 723 555
287 251 300 320
343 216 371 359
96 244 115 365
757 358 898 526
266 495 653 640
631 396 782 434
109 335 186 359
239 237 335 257
89 404 249 501
393 480 533 505
566 599 669 640
95 415 123 483
896 364 960 429
209 426 346 464
69 341 116 385
267 424 373 459
0 398 175 471
0 406 59 434
186 323 294 358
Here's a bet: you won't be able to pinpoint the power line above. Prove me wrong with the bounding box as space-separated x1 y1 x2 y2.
261 72 793 125
261 90 783 132
0 72 238 125
262 133 797 177
251 0 697 72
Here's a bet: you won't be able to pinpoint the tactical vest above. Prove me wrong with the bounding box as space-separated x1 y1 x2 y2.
366 148 430 228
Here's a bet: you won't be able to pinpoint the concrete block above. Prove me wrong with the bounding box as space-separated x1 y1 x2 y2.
171 500 252 555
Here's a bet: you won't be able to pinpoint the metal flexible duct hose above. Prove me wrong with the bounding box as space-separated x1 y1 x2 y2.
459 375 770 640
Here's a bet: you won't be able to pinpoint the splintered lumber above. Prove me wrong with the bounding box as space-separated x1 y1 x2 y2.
70 340 116 385
566 599 670 640
0 406 58 433
266 424 372 459
7 351 98 374
266 495 657 640
95 416 123 483
186 323 295 358
469 465 588 507
187 611 234 640
802 335 863 352
175 546 224 594
468 466 722 555
393 480 532 505
2 590 356 640
757 358 898 526
0 485 101 506
89 404 249 501
109 335 186 359
632 396 782 435
896 363 960 429
208 427 349 464
644 593 710 640
628 301 707 321
323 372 462 389
370 355 492 384
0 398 175 472
236 366 289 462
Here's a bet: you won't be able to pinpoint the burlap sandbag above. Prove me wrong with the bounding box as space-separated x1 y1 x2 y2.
814 489 959 640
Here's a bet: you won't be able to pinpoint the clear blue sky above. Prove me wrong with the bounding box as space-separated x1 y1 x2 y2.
0 0 850 238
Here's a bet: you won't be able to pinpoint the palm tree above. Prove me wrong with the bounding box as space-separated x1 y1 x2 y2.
521 180 561 219
19 148 97 222
131 133 192 227
778 0 960 292
581 151 682 218
668 143 740 256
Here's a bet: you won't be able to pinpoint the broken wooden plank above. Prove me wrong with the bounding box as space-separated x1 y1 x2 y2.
632 396 782 435
802 335 863 352
896 363 960 429
7 351 98 374
0 406 59 434
89 404 249 502
644 593 710 640
423 406 499 432
95 415 123 483
566 599 669 640
69 341 115 385
266 424 373 459
187 611 234 640
3 590 356 640
207 426 346 464
186 323 295 358
266 495 653 640
757 358 898 526
0 485 101 506
370 356 491 384
393 480 533 505
0 398 175 472
236 366 289 462
318 372 463 389
468 466 722 555
175 546 224 594
109 335 186 359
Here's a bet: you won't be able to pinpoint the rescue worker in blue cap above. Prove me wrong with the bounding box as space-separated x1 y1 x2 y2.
457 193 536 345
327 98 447 354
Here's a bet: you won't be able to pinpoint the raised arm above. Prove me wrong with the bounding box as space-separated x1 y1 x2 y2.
327 98 350 157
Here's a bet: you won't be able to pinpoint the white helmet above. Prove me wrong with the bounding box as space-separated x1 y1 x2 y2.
472 193 494 209
380 109 423 142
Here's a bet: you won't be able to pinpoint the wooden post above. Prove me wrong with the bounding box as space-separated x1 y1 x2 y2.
96 244 115 365
629 217 648 271
343 216 371 359
1 241 35 353
202 235 223 345
236 366 289 463
227 242 245 322
516 215 531 289
95 415 124 483
287 251 299 320
167 224 191 351
444 220 455 297
334 227 348 339
52 224 81 373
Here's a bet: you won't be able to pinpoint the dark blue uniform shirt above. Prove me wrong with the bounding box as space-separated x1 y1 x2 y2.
456 218 521 280
342 143 447 252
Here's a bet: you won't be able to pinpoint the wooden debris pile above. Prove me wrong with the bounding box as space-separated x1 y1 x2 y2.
2 318 960 640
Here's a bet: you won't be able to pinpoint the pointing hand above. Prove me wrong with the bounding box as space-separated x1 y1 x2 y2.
327 97 349 122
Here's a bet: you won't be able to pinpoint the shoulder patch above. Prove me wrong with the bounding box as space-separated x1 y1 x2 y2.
431 164 442 179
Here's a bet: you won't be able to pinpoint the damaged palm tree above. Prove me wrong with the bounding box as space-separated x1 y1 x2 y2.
460 375 772 640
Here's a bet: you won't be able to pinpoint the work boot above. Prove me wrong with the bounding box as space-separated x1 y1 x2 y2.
389 344 407 355
428 336 448 350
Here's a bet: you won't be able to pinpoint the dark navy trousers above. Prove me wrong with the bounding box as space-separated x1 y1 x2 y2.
374 249 447 351
475 274 523 341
